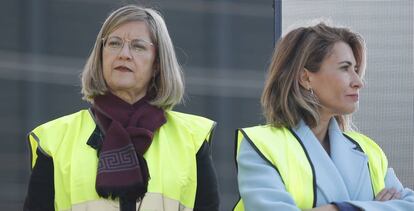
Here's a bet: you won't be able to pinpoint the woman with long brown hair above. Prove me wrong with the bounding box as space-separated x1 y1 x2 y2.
234 22 414 211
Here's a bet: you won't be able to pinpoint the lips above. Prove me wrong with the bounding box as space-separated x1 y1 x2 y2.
346 94 359 101
114 65 132 72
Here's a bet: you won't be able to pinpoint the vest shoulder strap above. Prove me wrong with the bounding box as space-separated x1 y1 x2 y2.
166 111 216 149
236 125 315 209
234 127 388 210
343 131 388 195
29 110 94 167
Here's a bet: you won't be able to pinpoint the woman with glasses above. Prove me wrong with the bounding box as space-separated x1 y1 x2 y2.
24 5 219 211
234 22 414 211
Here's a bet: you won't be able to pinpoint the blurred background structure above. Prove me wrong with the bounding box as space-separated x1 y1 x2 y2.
0 0 412 210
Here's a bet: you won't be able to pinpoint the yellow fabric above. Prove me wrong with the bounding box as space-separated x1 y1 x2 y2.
235 125 314 210
344 131 387 196
28 109 215 211
28 133 39 168
234 126 387 211
233 199 245 211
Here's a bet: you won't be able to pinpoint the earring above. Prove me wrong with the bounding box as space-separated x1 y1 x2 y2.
309 87 314 96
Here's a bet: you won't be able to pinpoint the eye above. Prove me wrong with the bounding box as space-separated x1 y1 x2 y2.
340 65 349 71
131 40 147 51
106 37 123 49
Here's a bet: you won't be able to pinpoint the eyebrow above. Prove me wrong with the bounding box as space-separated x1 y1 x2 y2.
338 61 353 66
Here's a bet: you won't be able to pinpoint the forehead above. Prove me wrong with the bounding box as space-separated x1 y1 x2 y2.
108 21 151 39
325 42 356 65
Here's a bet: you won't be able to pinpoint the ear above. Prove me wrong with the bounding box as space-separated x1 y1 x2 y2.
299 68 311 90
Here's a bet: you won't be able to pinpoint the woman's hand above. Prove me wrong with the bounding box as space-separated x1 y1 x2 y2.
375 188 401 201
304 204 339 211
303 188 401 211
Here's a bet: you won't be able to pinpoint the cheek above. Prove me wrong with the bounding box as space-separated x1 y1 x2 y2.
136 56 155 75
313 77 340 99
141 70 154 86
102 53 113 77
320 74 345 89
140 54 156 67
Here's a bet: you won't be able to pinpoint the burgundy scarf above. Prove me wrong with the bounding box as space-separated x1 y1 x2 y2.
92 93 166 202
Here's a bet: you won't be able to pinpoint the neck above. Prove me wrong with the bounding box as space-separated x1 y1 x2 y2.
111 91 145 105
311 114 332 144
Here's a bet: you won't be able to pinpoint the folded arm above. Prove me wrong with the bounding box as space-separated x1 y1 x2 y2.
346 168 414 211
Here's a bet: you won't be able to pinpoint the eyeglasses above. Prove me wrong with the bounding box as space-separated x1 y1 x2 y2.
102 36 154 55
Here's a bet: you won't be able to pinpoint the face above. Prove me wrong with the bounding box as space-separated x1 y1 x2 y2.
307 41 364 119
102 21 156 101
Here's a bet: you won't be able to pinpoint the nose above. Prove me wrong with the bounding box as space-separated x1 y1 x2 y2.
118 42 132 60
351 72 364 89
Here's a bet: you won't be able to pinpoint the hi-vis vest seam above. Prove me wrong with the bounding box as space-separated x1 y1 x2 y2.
207 122 217 144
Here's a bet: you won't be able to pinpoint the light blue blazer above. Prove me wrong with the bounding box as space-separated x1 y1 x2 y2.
237 119 414 210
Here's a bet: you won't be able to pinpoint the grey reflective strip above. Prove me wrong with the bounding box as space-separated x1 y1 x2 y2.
87 108 95 121
207 121 217 144
70 192 193 211
88 108 105 135
30 132 51 158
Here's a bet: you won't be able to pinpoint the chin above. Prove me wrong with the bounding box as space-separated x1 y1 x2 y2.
343 107 357 115
112 81 136 89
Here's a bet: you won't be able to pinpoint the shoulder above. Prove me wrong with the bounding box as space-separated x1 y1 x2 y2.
242 124 289 133
239 124 291 143
28 109 94 158
164 110 215 134
236 124 292 155
163 110 216 149
166 110 214 125
344 131 388 169
32 110 92 134
343 131 385 155
31 109 94 136
30 109 94 148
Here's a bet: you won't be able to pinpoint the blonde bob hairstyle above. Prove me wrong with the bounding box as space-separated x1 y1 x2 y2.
261 22 366 131
81 5 184 110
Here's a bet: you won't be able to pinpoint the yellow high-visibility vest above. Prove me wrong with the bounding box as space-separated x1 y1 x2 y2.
233 125 387 210
28 109 215 211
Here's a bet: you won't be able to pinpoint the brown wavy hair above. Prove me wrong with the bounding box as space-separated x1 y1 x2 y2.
261 22 366 131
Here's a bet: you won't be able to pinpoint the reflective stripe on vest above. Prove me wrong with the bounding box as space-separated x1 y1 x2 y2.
28 109 215 211
233 125 387 211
